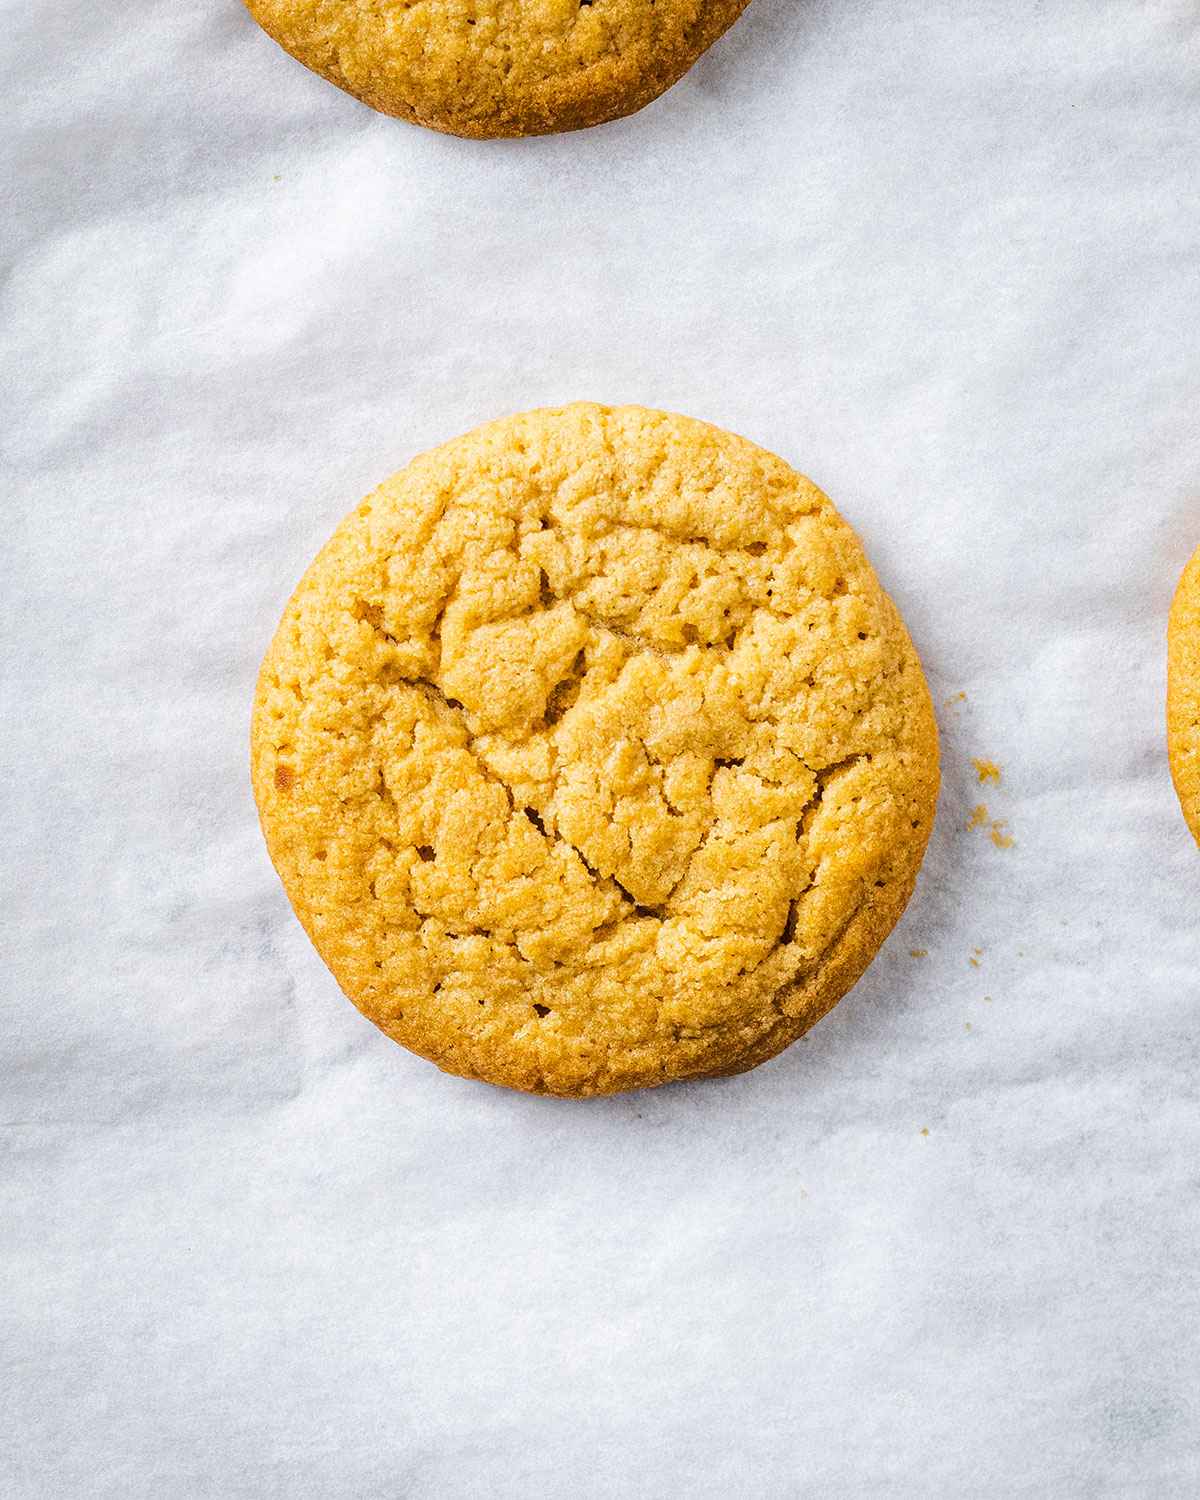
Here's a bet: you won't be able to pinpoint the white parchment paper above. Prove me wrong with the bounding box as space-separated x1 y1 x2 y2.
4 2 1200 1494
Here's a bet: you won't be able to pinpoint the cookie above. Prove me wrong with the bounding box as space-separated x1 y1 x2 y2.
251 404 940 1095
242 0 751 138
1168 544 1200 845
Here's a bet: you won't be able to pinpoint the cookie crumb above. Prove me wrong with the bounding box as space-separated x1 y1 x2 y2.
920 1126 930 1137
964 1021 972 1032
968 802 1014 847
972 758 1001 784
944 691 967 707
909 948 928 958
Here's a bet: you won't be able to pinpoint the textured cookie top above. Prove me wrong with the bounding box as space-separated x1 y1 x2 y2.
243 0 750 138
1168 544 1200 846
252 405 939 1095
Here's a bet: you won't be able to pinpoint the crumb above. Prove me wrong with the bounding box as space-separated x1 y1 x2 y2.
964 1021 972 1032
273 174 282 182
969 948 982 969
968 802 1014 847
909 948 928 958
944 691 967 707
967 803 990 830
972 759 1001 784
983 995 992 1003
920 1127 930 1137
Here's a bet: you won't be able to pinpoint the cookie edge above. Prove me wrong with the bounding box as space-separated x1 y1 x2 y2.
1167 544 1200 846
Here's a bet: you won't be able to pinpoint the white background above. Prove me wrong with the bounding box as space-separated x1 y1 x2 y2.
4 1 1200 1494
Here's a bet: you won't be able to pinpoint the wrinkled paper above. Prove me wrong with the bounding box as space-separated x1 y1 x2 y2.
3 1 1200 1494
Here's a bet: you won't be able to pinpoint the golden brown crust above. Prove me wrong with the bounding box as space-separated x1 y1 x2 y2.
1168 544 1200 846
251 404 940 1095
242 0 751 138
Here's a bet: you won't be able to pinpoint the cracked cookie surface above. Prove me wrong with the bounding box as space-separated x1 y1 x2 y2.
242 0 750 138
251 404 940 1095
1168 544 1200 846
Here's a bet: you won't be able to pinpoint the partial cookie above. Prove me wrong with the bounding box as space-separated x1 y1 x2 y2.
242 0 750 138
1168 544 1200 845
252 404 940 1095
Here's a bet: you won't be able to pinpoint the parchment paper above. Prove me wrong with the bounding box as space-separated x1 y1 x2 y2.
3 2 1200 1494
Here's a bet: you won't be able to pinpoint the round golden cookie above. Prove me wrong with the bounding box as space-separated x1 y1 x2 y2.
252 404 940 1096
241 0 751 138
1168 544 1200 845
